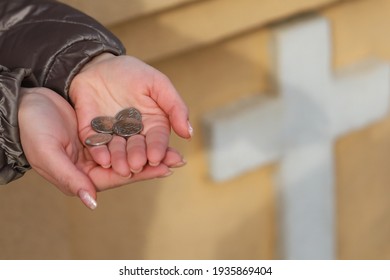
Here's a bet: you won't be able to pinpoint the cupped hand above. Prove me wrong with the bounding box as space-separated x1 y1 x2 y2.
18 87 186 209
69 54 192 177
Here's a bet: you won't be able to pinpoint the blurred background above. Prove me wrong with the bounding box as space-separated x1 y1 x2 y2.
1 0 389 259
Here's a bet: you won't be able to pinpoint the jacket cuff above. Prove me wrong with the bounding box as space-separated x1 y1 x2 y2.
0 67 36 184
44 38 125 100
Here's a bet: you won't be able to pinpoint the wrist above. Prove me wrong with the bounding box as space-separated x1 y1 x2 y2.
69 52 117 104
80 53 117 72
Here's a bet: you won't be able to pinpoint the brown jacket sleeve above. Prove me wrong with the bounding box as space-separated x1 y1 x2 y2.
0 67 37 184
0 0 126 183
0 0 126 99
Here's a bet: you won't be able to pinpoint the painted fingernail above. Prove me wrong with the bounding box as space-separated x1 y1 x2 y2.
188 121 194 138
78 190 97 210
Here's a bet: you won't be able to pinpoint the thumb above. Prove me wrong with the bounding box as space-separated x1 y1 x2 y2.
152 73 192 139
169 105 193 140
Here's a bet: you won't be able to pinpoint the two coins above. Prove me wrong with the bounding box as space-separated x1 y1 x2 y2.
85 107 143 146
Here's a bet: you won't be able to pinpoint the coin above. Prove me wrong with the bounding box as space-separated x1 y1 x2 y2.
113 118 143 137
115 107 142 122
91 116 115 134
85 133 113 146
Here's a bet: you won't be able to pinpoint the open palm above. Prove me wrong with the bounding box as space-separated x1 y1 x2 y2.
69 54 191 177
19 87 184 209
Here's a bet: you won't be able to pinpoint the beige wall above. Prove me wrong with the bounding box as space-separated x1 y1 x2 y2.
0 0 389 259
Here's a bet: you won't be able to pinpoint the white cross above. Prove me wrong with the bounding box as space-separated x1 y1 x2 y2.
203 16 390 259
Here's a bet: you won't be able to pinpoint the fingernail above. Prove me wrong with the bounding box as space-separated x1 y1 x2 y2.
130 167 143 174
158 170 173 178
78 190 97 210
171 159 187 168
102 164 111 169
121 171 132 178
149 161 160 167
188 121 194 138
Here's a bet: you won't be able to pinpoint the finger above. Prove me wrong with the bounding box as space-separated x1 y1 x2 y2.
77 105 112 167
108 135 131 177
127 134 147 173
162 147 186 168
86 145 111 168
151 73 192 139
79 125 111 168
145 124 169 167
91 163 173 192
131 163 173 181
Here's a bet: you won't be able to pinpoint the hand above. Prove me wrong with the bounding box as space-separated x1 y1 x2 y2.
18 87 186 209
69 54 192 177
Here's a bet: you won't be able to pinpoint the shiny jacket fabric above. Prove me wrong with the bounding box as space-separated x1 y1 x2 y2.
0 0 125 183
